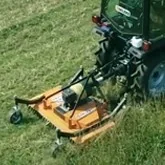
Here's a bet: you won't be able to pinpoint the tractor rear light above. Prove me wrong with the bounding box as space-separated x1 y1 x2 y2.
92 15 101 25
143 41 151 52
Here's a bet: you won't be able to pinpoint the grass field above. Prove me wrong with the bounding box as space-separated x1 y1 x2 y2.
1 0 165 164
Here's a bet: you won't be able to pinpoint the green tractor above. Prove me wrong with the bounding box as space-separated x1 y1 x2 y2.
93 0 165 98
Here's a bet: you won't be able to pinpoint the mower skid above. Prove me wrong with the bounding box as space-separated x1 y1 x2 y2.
71 121 115 144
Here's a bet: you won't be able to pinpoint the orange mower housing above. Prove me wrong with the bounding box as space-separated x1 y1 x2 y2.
29 86 115 144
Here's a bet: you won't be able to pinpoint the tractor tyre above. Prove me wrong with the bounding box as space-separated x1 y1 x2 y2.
95 38 117 84
95 38 116 69
130 53 165 100
95 39 110 67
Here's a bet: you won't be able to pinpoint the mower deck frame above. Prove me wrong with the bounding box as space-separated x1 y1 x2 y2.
29 86 116 143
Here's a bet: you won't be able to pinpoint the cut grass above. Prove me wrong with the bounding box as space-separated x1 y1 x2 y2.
0 0 165 164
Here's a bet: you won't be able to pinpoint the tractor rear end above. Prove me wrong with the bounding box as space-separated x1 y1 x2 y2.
92 0 165 98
